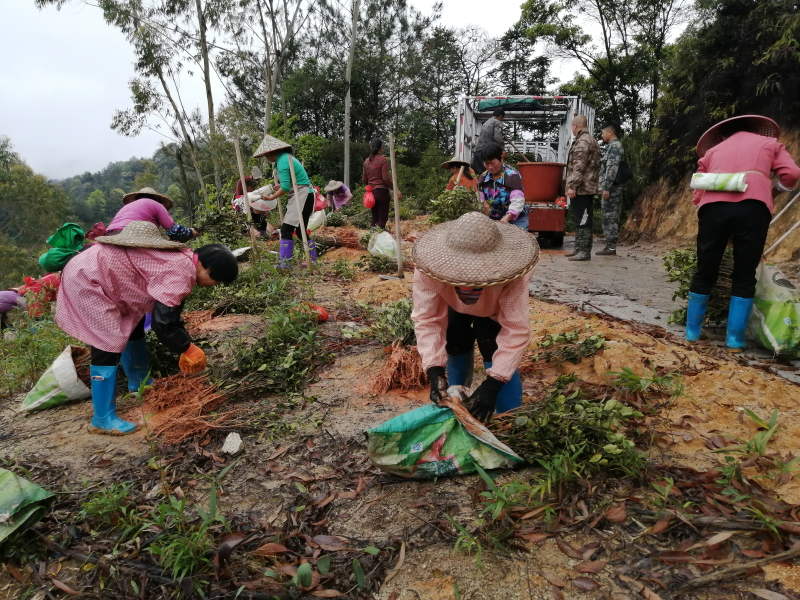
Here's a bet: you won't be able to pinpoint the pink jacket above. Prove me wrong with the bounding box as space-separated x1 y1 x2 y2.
411 269 533 382
693 131 800 213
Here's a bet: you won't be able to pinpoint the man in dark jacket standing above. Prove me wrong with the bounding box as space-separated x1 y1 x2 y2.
472 108 505 174
564 115 600 261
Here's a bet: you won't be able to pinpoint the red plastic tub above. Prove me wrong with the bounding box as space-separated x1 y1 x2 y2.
516 162 565 202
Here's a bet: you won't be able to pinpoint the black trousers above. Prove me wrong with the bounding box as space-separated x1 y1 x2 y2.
571 194 594 231
280 191 315 240
689 199 771 299
371 188 391 228
91 316 146 366
445 307 501 362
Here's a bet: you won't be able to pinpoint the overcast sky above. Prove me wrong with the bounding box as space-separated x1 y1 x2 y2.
1 0 568 181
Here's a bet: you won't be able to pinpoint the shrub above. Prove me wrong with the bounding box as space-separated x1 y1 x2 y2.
428 186 482 224
371 299 415 346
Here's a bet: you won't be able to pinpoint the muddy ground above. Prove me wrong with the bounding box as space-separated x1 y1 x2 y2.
2 235 800 600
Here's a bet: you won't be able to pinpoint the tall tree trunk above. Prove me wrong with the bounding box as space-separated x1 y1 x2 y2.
155 68 210 207
194 0 223 196
175 145 195 227
343 0 361 187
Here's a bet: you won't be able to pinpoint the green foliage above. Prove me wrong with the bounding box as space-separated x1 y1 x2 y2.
325 211 347 227
225 305 325 393
445 514 485 571
185 259 290 315
0 316 78 397
490 374 646 479
193 205 249 248
528 327 605 365
370 299 416 347
328 258 355 281
356 253 397 274
608 366 685 400
429 186 482 224
663 247 730 325
80 483 133 526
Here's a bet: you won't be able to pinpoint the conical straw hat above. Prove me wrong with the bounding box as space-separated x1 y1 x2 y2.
324 180 344 192
697 115 780 157
121 187 174 210
253 135 292 158
94 221 186 250
412 212 539 287
441 156 471 170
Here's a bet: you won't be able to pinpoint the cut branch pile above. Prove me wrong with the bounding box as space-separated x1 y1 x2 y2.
141 373 238 444
372 342 427 394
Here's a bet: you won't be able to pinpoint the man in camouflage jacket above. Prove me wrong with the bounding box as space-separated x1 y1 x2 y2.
565 115 600 261
596 124 626 256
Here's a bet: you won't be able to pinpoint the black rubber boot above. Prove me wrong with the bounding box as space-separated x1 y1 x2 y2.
568 230 591 261
595 245 616 256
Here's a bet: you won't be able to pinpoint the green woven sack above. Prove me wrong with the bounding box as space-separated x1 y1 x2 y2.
748 263 800 358
367 401 523 479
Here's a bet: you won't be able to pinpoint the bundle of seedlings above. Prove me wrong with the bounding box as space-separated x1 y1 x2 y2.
141 373 238 444
370 299 427 393
429 185 483 223
72 345 91 387
520 327 605 372
488 374 646 478
356 253 400 274
193 205 250 247
664 246 732 324
324 211 347 227
182 309 215 336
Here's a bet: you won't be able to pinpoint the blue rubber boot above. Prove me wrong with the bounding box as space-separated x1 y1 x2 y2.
278 239 293 269
120 337 154 392
90 366 137 434
726 296 755 350
686 292 709 342
484 361 522 413
446 353 473 387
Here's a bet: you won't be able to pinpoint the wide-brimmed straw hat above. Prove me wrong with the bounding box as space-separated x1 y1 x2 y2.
697 115 780 158
253 134 292 158
324 180 344 192
94 221 186 250
412 212 539 287
121 187 174 210
251 166 263 179
441 156 471 170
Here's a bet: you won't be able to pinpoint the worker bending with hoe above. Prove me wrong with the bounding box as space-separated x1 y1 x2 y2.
687 115 800 349
56 221 238 434
411 212 539 422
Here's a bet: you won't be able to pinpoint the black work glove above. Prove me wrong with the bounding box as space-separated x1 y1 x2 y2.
468 376 505 423
426 366 448 405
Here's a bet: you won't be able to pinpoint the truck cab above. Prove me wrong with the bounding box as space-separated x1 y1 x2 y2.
454 95 596 247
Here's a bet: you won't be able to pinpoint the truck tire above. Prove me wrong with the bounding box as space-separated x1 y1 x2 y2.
550 232 565 247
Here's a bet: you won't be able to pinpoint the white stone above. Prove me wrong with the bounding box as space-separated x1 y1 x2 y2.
221 432 243 455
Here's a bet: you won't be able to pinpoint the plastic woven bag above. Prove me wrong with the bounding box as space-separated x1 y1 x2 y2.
0 468 55 544
366 395 523 479
747 262 800 357
307 210 326 231
368 231 398 259
19 345 91 412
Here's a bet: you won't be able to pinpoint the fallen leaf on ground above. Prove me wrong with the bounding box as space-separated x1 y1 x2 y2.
575 561 607 574
253 543 289 556
572 577 600 591
556 539 584 560
518 505 550 520
96 459 113 468
312 535 350 551
383 541 406 585
605 501 627 523
551 586 565 599
650 518 671 534
314 494 336 508
518 533 550 543
355 477 367 494
619 575 664 600
580 541 601 560
539 570 566 587
7 564 27 583
51 579 82 595
705 531 734 546
748 590 790 600
338 491 357 499
658 551 695 564
310 590 345 597
268 445 291 460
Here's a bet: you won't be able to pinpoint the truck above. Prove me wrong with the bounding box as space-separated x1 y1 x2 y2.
454 95 596 247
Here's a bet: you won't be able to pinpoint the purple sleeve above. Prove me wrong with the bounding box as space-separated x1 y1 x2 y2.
150 200 175 230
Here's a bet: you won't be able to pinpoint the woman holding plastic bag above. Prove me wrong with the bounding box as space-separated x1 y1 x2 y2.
686 115 800 348
411 212 539 423
56 221 238 435
362 138 401 231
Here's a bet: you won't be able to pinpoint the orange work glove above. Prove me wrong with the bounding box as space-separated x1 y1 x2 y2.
179 343 207 374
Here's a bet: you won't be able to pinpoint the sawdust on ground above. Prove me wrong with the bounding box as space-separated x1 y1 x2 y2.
195 314 263 333
319 247 366 263
352 274 413 304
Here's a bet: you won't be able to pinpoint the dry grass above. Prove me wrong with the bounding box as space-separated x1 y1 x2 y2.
373 342 427 394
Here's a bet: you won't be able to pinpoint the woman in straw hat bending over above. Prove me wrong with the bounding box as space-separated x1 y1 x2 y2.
441 157 478 192
324 180 353 212
254 135 318 267
411 212 540 422
108 187 199 242
686 115 800 349
56 221 238 434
